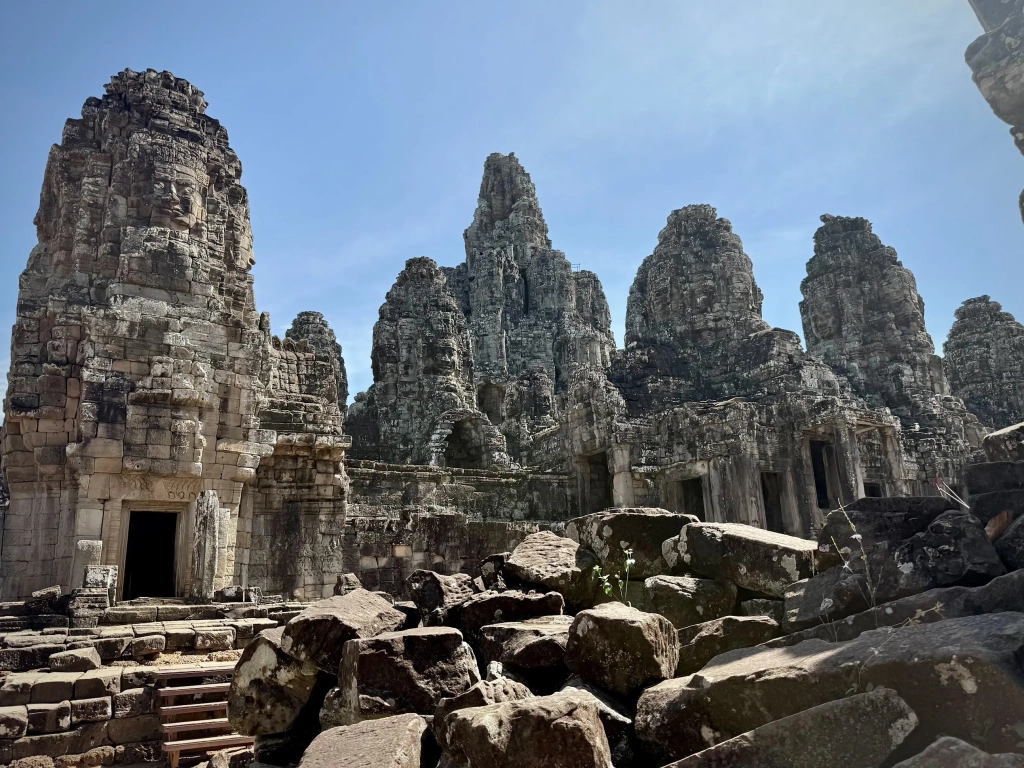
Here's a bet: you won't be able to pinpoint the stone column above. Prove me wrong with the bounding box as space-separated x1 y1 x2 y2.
832 421 865 505
191 490 221 600
610 443 635 508
70 539 102 590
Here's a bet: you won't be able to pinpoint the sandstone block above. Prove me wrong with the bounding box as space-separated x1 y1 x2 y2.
983 422 1024 462
406 570 477 626
48 648 101 673
892 736 1024 767
70 697 112 724
130 634 164 658
337 627 480 723
228 627 328 736
112 688 153 718
280 589 406 673
565 602 678 698
667 523 817 597
452 590 563 647
643 575 737 629
194 628 234 651
31 673 79 703
504 531 599 608
298 713 432 768
106 714 160 744
565 508 698 579
27 701 71 734
0 705 28 738
676 616 780 676
433 677 532 749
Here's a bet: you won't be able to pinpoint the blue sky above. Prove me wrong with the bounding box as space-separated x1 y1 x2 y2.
0 1 1019 399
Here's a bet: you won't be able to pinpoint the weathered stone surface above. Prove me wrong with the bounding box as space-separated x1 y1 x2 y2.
662 688 917 768
73 668 120 700
668 523 817 598
739 598 785 624
984 422 1024 462
893 736 1024 767
452 590 564 647
675 616 780 676
406 570 478 626
70 696 112 724
434 677 532 749
47 648 100 673
477 615 574 667
945 296 1024 429
337 627 480 723
112 687 153 718
996 513 1024 569
504 531 598 607
565 508 697 579
195 628 234 651
229 627 328 736
565 602 678 698
438 690 613 768
281 589 406 673
130 635 164 657
0 706 28 739
971 489 1024 524
801 215 981 491
643 575 737 629
27 701 71 734
636 612 1024 764
300 713 433 768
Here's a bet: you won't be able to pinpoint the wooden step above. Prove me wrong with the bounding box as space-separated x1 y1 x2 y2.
158 682 231 698
161 717 231 735
158 700 229 717
154 663 237 680
162 733 254 753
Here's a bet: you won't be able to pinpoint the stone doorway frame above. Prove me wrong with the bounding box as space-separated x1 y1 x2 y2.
113 499 192 601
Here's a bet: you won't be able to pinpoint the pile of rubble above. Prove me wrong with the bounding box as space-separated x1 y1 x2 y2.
217 427 1024 768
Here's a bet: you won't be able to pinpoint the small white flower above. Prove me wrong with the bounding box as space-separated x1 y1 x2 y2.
851 534 863 542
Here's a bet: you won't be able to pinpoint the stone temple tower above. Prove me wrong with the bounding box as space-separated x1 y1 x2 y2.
0 70 348 599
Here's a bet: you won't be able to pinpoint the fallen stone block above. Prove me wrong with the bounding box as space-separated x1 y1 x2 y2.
565 602 678 698
636 612 1024 764
281 589 406 673
666 523 817 598
406 570 477 626
438 690 612 768
47 647 101 673
662 688 917 768
478 553 509 589
739 598 784 624
434 677 532 749
229 627 330 736
298 713 434 768
477 615 574 667
129 634 164 658
644 575 737 629
565 508 698 579
965 461 1024 495
336 627 480 723
195 628 235 651
504 531 600 609
983 421 1024 462
452 590 564 647
996 513 1024 570
892 735 1024 767
676 616 780 676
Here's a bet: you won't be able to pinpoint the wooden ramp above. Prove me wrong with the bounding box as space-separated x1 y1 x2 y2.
155 662 253 768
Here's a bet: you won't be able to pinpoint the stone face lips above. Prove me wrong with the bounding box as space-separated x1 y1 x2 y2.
944 296 1024 429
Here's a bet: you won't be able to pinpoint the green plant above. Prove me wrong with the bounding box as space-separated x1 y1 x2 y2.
592 548 636 606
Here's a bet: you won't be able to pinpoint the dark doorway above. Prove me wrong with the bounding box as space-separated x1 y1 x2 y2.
583 452 613 514
761 472 785 533
678 477 706 521
863 482 883 498
809 440 832 510
123 511 177 600
445 419 486 469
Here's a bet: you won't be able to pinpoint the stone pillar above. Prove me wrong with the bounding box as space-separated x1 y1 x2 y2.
191 490 221 600
832 422 865 505
610 443 635 508
880 427 911 497
71 540 102 590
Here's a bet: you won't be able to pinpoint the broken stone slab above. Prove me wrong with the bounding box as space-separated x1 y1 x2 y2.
564 508 698 579
815 497 957 569
281 589 406 673
47 648 101 673
334 572 363 597
661 688 917 768
503 531 601 609
299 713 435 768
478 553 509 589
676 616 780 676
434 677 532 750
892 736 1024 767
437 690 613 768
477 615 574 667
229 627 331 737
337 627 480 724
666 523 817 598
983 422 1024 462
770 568 1024 648
636 612 1024 764
565 602 678 698
406 571 478 626
451 590 564 647
643 575 737 629
895 510 1005 589
966 462 1024 494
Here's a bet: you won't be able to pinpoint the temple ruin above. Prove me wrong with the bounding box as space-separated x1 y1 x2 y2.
1 59 1021 602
